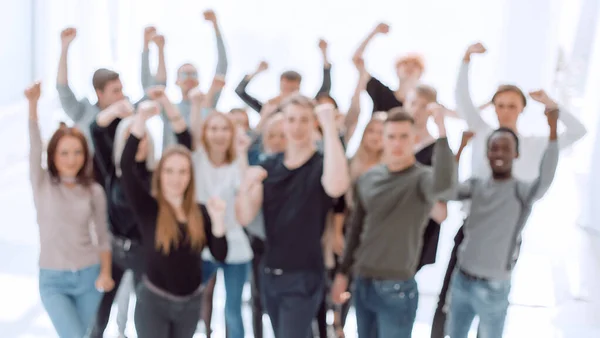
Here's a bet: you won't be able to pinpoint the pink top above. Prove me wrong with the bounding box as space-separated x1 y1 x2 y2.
29 120 110 270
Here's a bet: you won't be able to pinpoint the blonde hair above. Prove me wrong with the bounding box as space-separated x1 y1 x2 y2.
201 111 237 164
395 53 426 71
151 145 205 254
113 117 155 177
349 116 385 182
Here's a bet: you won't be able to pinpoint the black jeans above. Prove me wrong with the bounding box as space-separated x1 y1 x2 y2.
262 267 325 338
90 236 143 338
134 278 203 338
431 225 465 338
249 235 265 338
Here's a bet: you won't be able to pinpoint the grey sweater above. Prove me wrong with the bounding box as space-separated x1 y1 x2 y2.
453 141 559 280
339 138 456 280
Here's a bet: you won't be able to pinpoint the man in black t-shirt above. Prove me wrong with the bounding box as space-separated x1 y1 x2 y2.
236 95 349 338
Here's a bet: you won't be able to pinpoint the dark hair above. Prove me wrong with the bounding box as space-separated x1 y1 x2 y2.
46 125 93 186
315 93 339 108
92 68 120 91
385 108 415 125
491 85 527 107
487 127 520 154
280 70 302 82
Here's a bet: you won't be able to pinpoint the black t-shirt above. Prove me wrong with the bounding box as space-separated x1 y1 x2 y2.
260 152 334 272
415 142 441 269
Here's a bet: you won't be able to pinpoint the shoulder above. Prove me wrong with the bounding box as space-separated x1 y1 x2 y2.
259 152 284 171
197 203 211 221
89 183 107 203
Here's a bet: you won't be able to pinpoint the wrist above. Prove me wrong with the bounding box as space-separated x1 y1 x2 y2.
463 53 471 62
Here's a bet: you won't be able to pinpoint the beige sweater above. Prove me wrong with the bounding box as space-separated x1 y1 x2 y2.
29 120 110 270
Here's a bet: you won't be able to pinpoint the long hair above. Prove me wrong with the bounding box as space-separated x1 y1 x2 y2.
349 117 385 182
201 111 237 164
151 145 205 254
113 117 155 177
46 124 93 186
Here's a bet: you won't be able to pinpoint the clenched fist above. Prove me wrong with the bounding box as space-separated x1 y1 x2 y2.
24 82 42 102
61 28 77 47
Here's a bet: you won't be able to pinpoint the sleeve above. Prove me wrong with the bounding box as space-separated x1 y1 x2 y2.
332 195 347 214
455 61 492 133
28 119 47 189
519 141 559 203
338 182 366 275
175 129 193 150
91 184 111 251
234 77 264 113
119 134 158 223
418 138 457 202
453 179 475 201
141 50 152 90
366 76 401 112
56 83 89 123
555 106 587 150
215 34 228 77
90 119 121 181
315 65 332 97
200 204 228 262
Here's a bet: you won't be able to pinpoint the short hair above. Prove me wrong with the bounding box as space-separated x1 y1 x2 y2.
487 127 520 154
315 93 339 108
280 70 302 83
491 85 527 107
414 84 437 104
279 94 315 111
92 68 120 91
384 108 415 125
395 53 425 71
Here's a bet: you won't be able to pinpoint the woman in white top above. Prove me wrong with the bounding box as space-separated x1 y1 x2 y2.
192 111 251 338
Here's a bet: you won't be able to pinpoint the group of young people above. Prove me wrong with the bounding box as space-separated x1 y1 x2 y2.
27 12 586 338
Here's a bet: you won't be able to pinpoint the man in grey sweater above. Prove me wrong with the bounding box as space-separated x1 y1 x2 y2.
445 110 560 338
331 109 456 338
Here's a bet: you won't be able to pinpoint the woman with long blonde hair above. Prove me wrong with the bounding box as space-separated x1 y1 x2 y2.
192 110 252 338
119 101 227 338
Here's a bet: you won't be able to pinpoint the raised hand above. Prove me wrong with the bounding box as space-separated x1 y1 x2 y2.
189 87 205 106
151 34 165 49
144 26 157 46
95 273 115 293
60 28 77 48
318 39 328 52
315 103 337 130
244 166 268 186
206 196 226 220
203 9 217 23
374 23 390 34
256 61 269 74
529 89 558 109
137 100 161 120
24 82 42 102
460 131 475 147
112 99 135 118
464 42 486 61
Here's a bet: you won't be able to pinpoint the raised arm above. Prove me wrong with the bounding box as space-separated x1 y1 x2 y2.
352 23 388 69
204 199 228 262
456 130 475 163
344 58 370 143
317 104 350 198
528 89 586 150
234 62 268 113
235 166 267 226
315 39 332 96
455 43 492 133
520 107 560 202
25 82 46 189
419 112 457 201
119 102 160 220
56 28 87 123
205 10 228 82
141 27 168 90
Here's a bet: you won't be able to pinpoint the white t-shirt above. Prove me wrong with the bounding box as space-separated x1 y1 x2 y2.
192 148 253 263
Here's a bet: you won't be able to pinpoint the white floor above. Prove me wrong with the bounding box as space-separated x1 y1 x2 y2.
1 108 599 337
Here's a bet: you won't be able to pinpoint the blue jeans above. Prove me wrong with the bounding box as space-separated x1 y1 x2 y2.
39 264 103 338
204 260 250 338
446 270 511 338
353 276 419 338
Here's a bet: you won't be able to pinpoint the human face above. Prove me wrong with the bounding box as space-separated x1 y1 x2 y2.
405 92 430 127
382 121 416 164
280 78 301 98
205 115 233 154
97 79 124 108
362 120 383 153
396 60 423 82
263 118 286 154
230 110 250 130
282 104 314 146
54 135 86 178
487 132 518 176
160 153 191 200
494 91 524 128
176 64 199 94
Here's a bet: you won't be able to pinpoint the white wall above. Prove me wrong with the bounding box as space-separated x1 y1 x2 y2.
0 0 33 106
